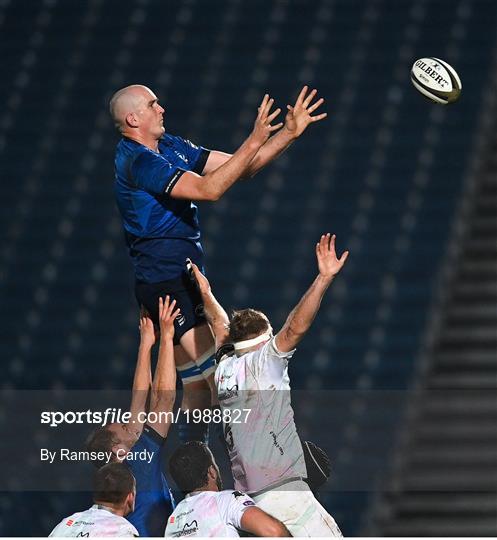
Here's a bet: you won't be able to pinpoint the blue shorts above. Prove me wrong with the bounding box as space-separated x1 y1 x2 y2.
135 270 206 345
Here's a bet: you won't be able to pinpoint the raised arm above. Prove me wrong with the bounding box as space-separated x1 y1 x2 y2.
169 94 282 201
202 86 327 178
129 309 154 428
148 296 181 438
244 86 327 177
275 234 348 353
188 260 230 350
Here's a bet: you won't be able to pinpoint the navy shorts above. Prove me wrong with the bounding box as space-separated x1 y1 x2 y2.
135 271 206 345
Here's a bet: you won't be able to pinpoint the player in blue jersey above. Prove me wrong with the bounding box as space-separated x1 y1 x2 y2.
86 296 179 536
110 84 327 441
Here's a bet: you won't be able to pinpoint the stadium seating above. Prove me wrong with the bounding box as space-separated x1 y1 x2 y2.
368 60 497 536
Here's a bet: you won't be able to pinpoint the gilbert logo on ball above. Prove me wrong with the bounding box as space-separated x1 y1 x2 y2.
411 57 462 104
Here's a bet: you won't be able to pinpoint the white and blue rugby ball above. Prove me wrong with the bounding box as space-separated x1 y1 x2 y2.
411 57 462 104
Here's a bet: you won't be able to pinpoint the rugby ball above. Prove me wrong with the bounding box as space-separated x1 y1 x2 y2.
411 57 462 104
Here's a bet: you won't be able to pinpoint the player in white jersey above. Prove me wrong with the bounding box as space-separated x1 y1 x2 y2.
165 441 289 537
188 233 348 537
49 463 138 537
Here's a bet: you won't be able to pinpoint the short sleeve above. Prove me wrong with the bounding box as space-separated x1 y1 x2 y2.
131 150 187 196
141 424 166 446
220 491 256 530
240 337 296 388
48 521 63 537
174 136 210 174
268 337 296 359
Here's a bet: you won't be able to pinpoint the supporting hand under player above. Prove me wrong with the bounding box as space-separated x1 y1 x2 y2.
139 307 156 349
187 259 230 350
158 295 181 342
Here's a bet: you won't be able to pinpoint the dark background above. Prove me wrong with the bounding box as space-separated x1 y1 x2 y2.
1 0 496 536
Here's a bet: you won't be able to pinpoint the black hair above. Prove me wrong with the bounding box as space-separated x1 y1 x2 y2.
93 463 135 505
169 441 214 494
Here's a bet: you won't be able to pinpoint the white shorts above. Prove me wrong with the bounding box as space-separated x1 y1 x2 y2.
252 480 342 537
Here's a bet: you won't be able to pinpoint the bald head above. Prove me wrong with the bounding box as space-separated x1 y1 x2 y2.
109 85 155 132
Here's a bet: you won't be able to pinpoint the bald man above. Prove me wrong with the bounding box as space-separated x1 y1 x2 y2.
111 84 326 443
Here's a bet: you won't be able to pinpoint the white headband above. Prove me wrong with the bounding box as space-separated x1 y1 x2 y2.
233 330 273 351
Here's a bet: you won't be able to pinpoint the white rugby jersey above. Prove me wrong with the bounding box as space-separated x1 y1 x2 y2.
164 490 255 537
215 337 307 493
49 505 138 537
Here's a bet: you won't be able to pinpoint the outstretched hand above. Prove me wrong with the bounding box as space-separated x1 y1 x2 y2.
158 295 181 341
316 233 348 281
284 86 327 138
250 94 283 146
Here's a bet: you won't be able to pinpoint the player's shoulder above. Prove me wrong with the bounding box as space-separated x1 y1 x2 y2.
106 511 132 524
64 508 87 522
198 489 238 507
215 353 244 387
264 336 295 360
216 347 263 378
217 490 256 515
141 423 166 444
213 490 238 514
115 138 153 173
216 352 235 374
239 338 292 387
216 351 235 369
160 133 186 149
96 509 139 536
116 136 146 156
113 513 139 533
237 341 271 368
219 489 243 498
49 510 84 536
218 489 253 503
222 489 248 497
160 133 202 154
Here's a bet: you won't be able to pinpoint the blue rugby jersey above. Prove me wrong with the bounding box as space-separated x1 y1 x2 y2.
126 424 174 537
114 134 210 282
